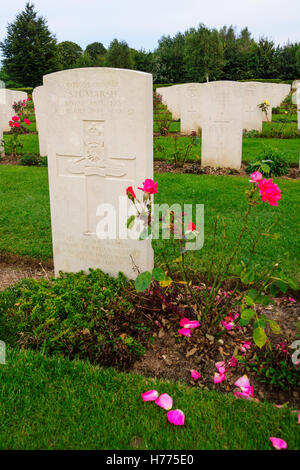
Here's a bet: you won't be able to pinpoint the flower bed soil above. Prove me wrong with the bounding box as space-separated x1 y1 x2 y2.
154 160 300 179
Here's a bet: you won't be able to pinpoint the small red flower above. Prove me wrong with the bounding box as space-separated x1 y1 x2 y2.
126 186 136 200
12 115 20 122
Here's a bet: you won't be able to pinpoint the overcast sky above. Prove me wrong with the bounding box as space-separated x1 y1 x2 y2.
0 0 299 51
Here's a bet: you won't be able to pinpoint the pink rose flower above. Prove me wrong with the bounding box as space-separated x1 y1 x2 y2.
23 118 31 125
13 122 20 128
258 178 281 206
249 171 263 183
9 121 13 127
12 115 20 122
138 179 158 194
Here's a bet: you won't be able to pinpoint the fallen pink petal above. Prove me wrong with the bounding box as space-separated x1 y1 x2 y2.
180 318 200 329
269 437 287 450
229 356 238 367
167 409 185 426
178 328 191 337
190 369 201 380
155 393 173 410
141 390 159 402
214 372 226 384
215 361 226 374
234 375 251 391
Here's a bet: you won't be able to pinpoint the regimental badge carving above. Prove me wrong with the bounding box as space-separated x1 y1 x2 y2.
67 120 131 177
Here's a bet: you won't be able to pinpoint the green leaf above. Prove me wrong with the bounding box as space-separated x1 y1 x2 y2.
245 295 255 306
240 309 255 325
254 317 266 330
152 267 165 282
287 278 299 291
275 280 288 293
248 289 258 301
253 327 267 349
269 283 277 297
127 215 135 229
268 319 281 334
241 270 255 284
134 271 152 292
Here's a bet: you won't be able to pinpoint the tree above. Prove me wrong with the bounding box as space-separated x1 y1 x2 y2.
296 46 300 76
105 39 134 69
131 49 154 74
85 42 106 65
73 52 94 68
276 43 300 79
0 2 59 87
248 38 277 79
57 41 82 69
184 25 224 82
155 33 186 83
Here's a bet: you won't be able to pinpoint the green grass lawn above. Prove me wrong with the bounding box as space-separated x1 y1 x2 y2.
0 166 299 279
0 347 299 450
3 132 39 155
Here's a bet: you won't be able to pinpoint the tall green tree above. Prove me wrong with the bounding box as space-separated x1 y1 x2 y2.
296 46 300 76
155 33 186 83
57 41 82 69
131 49 154 74
248 38 277 79
85 42 106 65
276 43 300 79
0 2 59 87
184 24 224 82
105 39 133 69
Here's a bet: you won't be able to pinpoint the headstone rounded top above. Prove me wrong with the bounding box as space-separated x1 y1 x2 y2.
43 67 152 86
0 80 5 89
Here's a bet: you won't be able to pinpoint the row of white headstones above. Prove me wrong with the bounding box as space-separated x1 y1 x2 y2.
0 69 299 280
156 81 295 168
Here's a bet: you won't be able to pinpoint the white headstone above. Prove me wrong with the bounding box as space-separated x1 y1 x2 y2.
0 89 28 132
292 80 299 105
241 82 265 131
42 68 154 279
32 86 48 156
180 83 204 134
201 81 243 169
